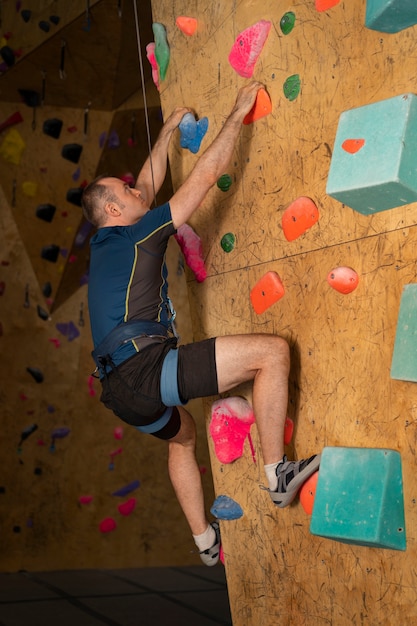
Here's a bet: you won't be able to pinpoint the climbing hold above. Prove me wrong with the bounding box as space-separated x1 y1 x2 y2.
26 367 44 383
42 282 52 298
282 197 319 241
174 223 207 282
176 16 197 35
228 20 271 78
280 12 296 35
36 204 56 222
18 423 38 447
284 417 294 445
220 232 236 253
99 518 117 533
0 111 23 134
62 143 83 164
179 113 208 154
299 470 319 515
49 15 60 26
42 118 63 139
152 22 170 81
217 174 233 192
210 495 244 520
146 42 159 90
210 397 255 464
74 220 93 248
22 181 37 197
79 495 93 505
114 426 124 440
107 130 120 149
0 46 15 67
327 266 359 294
66 187 83 207
41 244 60 263
0 128 26 165
21 10 32 22
342 138 365 154
250 271 285 314
112 480 140 497
37 305 50 321
315 0 341 11
39 20 50 32
243 87 272 125
118 498 137 516
56 321 80 341
283 74 301 101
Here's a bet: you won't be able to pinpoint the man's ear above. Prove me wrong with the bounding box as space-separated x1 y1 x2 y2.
104 201 121 217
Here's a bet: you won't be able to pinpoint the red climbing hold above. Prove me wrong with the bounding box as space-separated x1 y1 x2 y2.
299 470 319 515
327 266 359 294
243 88 272 125
342 138 365 154
118 498 137 517
250 271 285 314
315 0 341 11
282 197 319 242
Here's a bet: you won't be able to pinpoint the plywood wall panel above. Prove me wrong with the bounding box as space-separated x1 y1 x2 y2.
152 0 417 622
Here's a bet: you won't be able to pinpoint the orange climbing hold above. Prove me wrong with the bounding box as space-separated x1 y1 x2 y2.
315 0 341 11
327 266 359 294
243 88 272 125
299 470 319 515
282 197 319 242
342 138 365 154
250 271 285 315
176 16 197 36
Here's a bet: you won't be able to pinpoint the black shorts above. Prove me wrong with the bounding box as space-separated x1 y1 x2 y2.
100 337 218 440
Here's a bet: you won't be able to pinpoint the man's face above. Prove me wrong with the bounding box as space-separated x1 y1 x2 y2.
103 177 149 224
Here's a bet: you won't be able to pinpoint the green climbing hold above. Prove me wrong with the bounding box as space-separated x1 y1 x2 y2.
221 233 235 253
283 74 301 101
152 22 170 81
280 12 296 35
217 174 233 192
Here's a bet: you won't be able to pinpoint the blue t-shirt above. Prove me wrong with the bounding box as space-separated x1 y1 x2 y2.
88 202 176 366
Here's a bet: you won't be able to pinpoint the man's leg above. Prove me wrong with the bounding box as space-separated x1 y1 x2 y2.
167 405 220 565
214 334 320 506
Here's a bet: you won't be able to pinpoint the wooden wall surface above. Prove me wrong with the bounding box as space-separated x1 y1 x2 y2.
0 1 212 572
151 0 417 624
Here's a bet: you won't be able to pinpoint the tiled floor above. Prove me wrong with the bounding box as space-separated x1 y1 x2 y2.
0 565 232 626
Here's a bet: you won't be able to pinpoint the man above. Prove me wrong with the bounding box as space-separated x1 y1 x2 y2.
82 81 320 566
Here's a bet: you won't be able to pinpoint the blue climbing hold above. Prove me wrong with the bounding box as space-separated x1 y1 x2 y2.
179 113 208 154
210 495 243 520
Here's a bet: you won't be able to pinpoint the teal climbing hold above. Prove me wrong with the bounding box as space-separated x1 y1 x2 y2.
152 23 170 81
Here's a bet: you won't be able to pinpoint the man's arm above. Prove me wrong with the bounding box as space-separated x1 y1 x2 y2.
169 81 263 229
135 106 191 206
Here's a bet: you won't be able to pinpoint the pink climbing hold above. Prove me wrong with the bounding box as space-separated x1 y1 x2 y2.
228 20 271 78
79 495 93 505
210 397 255 464
99 517 117 533
118 497 137 516
146 42 160 91
174 223 207 282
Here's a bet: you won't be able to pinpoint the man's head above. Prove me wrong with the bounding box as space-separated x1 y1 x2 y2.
81 175 149 228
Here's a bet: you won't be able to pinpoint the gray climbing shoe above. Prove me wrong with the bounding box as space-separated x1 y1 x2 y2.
269 454 321 508
199 521 221 567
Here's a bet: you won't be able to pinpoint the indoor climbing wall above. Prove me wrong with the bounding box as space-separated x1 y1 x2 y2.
0 0 212 572
151 0 417 624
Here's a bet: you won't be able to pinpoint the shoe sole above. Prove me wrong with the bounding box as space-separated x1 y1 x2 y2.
270 454 321 508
